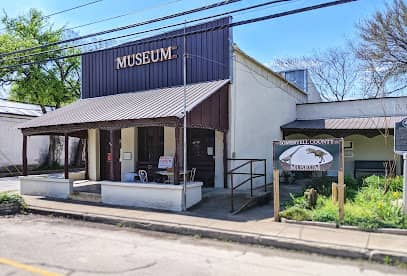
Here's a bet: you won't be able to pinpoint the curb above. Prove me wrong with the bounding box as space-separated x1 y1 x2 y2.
281 218 407 236
28 206 407 265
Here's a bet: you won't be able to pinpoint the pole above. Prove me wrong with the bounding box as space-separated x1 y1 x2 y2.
182 22 187 211
22 135 28 176
403 153 407 213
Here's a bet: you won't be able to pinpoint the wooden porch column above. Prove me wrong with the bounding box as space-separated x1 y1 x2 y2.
22 135 28 176
84 138 89 179
174 127 180 184
110 129 121 181
64 133 69 179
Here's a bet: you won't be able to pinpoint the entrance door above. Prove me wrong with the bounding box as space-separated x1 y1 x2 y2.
187 129 215 187
100 129 121 181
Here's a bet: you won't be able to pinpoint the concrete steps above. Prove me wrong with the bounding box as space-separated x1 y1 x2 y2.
69 192 101 203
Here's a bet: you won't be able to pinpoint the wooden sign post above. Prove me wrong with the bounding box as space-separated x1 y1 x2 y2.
273 168 280 221
273 139 343 223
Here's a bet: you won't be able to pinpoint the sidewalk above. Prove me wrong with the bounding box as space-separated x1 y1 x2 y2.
23 195 407 264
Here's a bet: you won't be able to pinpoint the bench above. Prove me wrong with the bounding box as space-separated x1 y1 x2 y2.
354 160 395 178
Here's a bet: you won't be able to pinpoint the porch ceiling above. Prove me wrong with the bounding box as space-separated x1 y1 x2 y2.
19 80 230 136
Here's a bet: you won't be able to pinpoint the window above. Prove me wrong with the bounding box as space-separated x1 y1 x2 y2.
138 127 164 163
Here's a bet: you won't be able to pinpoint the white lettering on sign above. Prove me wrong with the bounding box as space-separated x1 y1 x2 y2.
115 46 177 70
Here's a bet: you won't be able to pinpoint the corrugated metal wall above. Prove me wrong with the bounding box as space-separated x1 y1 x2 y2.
81 17 232 99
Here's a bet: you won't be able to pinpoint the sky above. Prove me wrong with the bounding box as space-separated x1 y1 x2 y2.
0 0 391 97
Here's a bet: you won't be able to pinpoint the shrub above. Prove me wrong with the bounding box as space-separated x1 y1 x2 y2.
0 192 26 214
280 206 312 221
312 197 338 222
307 176 334 196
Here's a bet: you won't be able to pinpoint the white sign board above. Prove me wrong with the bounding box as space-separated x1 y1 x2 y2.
158 156 174 169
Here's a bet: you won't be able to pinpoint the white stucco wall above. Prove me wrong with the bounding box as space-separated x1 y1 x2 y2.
88 129 100 181
228 49 307 187
297 97 407 120
214 130 224 188
0 114 49 168
121 127 137 181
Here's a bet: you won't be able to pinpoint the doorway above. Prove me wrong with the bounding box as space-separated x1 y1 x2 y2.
187 128 215 187
100 129 121 181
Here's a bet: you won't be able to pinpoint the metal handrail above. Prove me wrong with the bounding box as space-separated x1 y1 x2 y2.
227 158 267 212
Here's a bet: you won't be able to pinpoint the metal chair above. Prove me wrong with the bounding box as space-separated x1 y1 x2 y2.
138 170 148 183
190 168 196 182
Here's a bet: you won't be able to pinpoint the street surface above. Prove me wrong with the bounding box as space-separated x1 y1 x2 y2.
0 215 405 276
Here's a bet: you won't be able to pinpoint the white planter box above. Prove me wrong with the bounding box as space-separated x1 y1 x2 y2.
101 181 203 212
19 175 73 199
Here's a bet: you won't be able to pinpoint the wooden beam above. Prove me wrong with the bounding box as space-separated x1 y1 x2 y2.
22 135 28 176
85 138 89 180
223 130 228 189
273 169 280 222
64 134 69 179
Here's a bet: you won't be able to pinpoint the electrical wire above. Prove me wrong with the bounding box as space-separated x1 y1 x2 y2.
0 0 241 58
3 0 294 63
0 0 103 31
0 0 358 71
66 0 183 31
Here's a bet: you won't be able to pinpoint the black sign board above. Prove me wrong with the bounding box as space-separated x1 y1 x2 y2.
272 139 342 171
395 118 407 154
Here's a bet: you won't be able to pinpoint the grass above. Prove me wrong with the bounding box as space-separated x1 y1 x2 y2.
0 192 26 210
280 175 407 230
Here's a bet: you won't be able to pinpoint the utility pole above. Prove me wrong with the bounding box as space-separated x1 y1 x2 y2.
182 22 187 211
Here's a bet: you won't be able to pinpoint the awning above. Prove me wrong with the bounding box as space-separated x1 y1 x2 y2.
281 116 403 138
20 79 229 135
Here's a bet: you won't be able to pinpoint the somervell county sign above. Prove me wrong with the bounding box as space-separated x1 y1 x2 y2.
115 46 178 69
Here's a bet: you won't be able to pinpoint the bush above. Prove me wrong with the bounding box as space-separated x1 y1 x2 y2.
280 206 312 221
307 176 334 196
312 197 338 223
0 193 26 214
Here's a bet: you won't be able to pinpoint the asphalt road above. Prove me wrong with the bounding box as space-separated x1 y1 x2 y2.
0 215 405 276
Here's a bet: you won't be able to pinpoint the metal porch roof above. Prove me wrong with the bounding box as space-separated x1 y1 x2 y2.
19 80 229 130
281 116 404 130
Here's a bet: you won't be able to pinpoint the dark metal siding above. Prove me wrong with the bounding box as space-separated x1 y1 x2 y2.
81 17 232 99
188 84 229 131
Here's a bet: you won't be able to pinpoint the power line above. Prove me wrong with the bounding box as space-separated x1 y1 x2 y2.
44 0 103 18
66 0 182 31
0 0 358 70
0 0 103 32
4 0 295 63
0 0 241 59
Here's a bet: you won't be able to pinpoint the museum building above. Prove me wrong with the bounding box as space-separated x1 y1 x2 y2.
18 17 406 211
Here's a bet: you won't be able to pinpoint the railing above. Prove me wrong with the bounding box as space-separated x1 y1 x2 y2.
227 158 267 212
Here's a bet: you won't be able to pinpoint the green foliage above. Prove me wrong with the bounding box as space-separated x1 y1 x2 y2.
0 9 80 109
312 197 338 223
280 206 312 221
307 176 333 196
281 176 407 230
0 192 26 209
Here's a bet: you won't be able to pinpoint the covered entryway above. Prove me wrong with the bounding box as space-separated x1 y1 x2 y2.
188 128 215 187
19 80 229 211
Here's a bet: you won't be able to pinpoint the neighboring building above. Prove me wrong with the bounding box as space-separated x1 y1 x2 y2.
0 99 49 171
18 17 406 211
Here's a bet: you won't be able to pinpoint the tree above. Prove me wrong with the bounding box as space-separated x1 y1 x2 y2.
0 9 81 166
272 47 360 101
356 0 407 98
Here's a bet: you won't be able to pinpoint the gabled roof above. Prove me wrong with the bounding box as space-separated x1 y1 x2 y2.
19 80 229 130
0 99 51 117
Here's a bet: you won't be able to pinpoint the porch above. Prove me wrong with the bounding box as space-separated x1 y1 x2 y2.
18 80 230 212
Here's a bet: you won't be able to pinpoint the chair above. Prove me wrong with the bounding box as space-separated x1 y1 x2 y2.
138 170 148 183
190 168 196 182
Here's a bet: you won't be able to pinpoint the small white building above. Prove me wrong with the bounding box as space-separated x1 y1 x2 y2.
0 99 49 172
